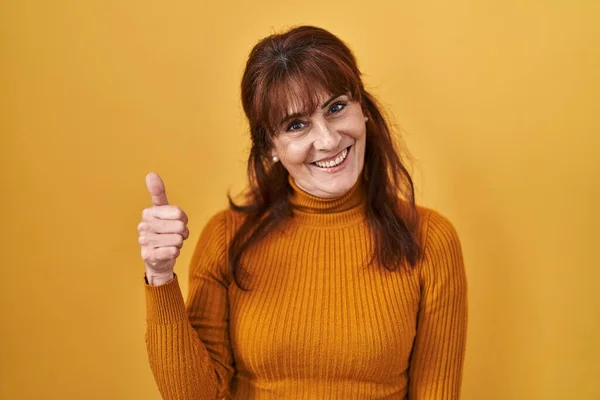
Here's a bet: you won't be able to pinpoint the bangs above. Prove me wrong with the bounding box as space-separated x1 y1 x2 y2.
257 57 361 135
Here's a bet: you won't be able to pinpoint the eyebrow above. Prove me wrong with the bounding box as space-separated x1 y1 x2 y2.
279 93 343 126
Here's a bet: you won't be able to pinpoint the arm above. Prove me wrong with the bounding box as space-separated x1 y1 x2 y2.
144 211 234 399
408 210 468 399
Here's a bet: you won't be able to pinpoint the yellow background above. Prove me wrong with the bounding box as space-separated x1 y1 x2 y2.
2 0 599 399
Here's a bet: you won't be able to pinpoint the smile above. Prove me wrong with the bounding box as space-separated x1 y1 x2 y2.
310 145 352 172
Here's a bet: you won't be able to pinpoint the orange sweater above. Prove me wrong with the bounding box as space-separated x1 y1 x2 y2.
144 177 468 399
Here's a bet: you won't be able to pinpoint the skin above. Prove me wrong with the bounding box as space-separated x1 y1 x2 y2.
138 172 189 285
270 91 367 198
139 91 368 285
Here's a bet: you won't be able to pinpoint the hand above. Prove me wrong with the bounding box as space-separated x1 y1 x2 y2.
138 172 190 283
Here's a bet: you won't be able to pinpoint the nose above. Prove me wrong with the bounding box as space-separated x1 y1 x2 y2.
312 119 341 151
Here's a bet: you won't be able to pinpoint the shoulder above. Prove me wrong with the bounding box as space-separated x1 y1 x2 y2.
417 205 460 246
410 204 465 276
199 207 247 243
396 200 460 249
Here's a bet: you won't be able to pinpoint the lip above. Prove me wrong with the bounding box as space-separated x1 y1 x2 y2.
310 145 352 173
312 146 349 164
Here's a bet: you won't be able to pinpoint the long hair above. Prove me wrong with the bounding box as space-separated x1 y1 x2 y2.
228 25 422 290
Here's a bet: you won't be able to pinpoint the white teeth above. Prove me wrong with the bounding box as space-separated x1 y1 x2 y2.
314 148 348 168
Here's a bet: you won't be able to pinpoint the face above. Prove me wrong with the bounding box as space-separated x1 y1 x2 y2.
270 91 367 198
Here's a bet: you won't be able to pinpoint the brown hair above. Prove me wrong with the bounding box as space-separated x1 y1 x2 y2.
228 25 422 290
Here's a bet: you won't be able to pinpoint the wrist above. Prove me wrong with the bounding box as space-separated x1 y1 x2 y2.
145 269 175 286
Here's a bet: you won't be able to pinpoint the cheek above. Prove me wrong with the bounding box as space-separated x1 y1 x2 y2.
281 140 312 165
334 111 367 139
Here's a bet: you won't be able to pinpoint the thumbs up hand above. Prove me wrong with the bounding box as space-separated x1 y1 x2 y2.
138 172 189 285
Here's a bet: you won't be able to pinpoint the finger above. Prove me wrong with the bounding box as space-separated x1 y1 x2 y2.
145 172 169 206
138 219 186 235
153 246 180 261
139 233 184 248
141 205 187 221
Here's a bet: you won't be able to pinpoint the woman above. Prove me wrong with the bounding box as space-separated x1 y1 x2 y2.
138 25 467 399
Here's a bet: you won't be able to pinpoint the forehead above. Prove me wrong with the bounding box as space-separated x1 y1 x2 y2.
284 95 307 115
284 89 332 115
262 74 353 133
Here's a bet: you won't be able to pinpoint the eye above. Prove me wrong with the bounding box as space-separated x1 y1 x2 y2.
286 120 306 132
329 101 347 114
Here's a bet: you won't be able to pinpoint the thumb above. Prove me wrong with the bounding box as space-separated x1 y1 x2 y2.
145 172 169 206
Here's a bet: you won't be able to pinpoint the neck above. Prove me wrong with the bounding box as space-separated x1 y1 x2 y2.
287 175 367 227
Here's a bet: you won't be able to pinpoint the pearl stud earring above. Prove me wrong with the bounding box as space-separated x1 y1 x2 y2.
272 155 279 163
365 117 369 122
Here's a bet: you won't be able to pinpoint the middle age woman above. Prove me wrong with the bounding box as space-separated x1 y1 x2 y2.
139 25 468 399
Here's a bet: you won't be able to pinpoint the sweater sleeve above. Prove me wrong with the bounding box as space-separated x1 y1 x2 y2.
408 209 468 399
144 210 234 400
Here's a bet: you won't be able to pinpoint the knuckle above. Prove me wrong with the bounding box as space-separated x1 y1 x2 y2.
142 208 152 220
173 206 182 218
157 247 177 260
154 249 166 261
137 222 146 232
138 235 148 246
175 235 183 246
175 220 185 232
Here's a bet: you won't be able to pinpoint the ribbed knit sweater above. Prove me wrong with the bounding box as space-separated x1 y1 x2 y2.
144 176 468 399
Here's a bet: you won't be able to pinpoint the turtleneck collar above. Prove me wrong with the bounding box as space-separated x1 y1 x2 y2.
287 174 367 227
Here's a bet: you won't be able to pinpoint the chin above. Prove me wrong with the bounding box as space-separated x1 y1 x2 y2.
314 173 359 197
